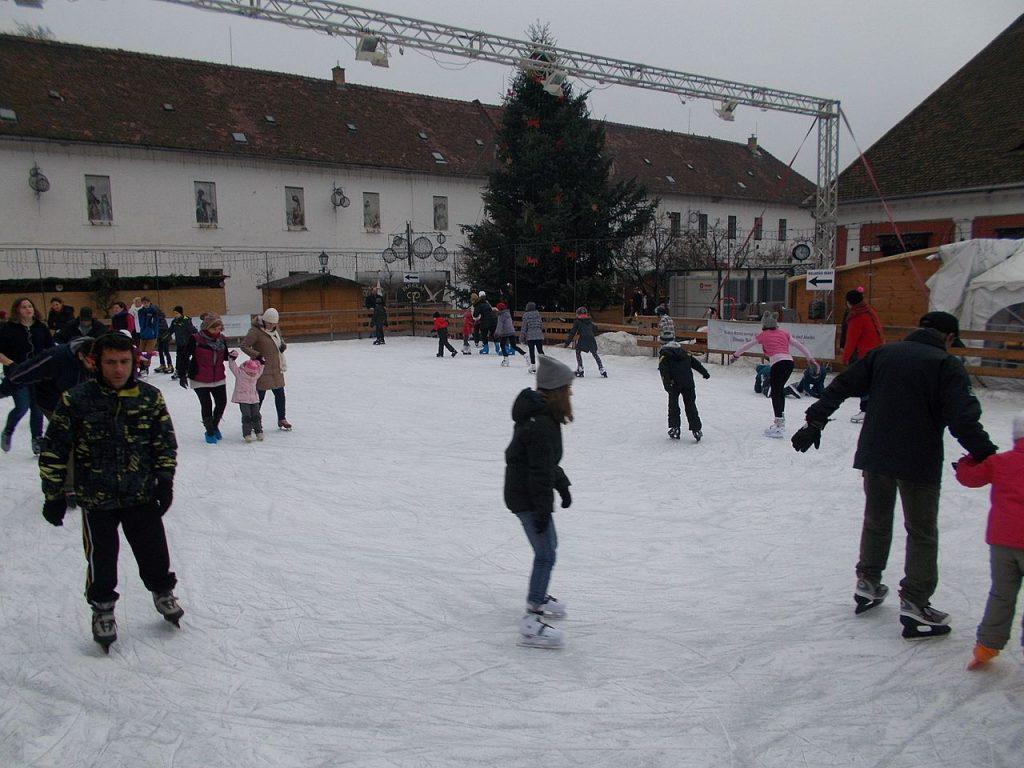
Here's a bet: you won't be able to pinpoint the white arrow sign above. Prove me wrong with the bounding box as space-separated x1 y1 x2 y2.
806 269 835 291
403 273 421 284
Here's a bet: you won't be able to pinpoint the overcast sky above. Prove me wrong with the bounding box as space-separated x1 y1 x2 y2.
3 0 1021 179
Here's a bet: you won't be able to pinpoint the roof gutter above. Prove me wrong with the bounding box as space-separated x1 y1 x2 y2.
840 181 1024 206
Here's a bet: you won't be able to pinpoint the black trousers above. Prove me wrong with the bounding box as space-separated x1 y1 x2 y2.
82 504 176 606
667 386 702 431
374 322 385 342
194 384 227 435
437 328 456 356
258 387 286 421
768 360 795 418
527 340 545 364
157 338 172 368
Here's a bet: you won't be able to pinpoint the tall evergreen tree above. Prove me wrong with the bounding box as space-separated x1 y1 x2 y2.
462 52 655 310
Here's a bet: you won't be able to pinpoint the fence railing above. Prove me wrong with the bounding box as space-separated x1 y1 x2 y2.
275 309 1023 378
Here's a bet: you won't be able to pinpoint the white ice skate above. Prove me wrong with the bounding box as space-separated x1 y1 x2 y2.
851 411 866 424
517 612 564 649
527 595 567 619
764 418 785 438
528 364 537 374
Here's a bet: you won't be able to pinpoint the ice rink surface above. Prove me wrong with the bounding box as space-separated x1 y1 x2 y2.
1 337 1021 767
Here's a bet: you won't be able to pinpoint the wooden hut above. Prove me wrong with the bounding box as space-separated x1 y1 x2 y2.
259 273 366 313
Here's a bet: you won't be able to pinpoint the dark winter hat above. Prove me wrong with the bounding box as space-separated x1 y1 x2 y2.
432 311 440 318
845 289 864 305
79 307 93 320
536 355 575 390
173 305 184 315
525 301 536 311
919 311 960 339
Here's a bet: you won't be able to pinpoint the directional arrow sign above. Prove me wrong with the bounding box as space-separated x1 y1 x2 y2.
403 273 421 284
806 269 835 291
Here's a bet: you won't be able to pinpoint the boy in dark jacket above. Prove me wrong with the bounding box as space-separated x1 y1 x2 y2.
504 355 575 648
372 298 387 345
167 306 194 379
39 331 183 652
658 329 710 441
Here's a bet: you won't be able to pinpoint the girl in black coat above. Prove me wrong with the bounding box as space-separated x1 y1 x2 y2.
504 355 575 648
0 298 53 453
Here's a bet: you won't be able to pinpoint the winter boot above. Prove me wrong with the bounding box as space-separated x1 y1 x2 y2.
153 591 184 627
479 343 490 354
244 434 254 444
763 417 785 438
255 432 264 442
851 411 867 424
692 430 702 442
278 420 293 431
517 612 564 649
899 598 951 639
450 349 458 358
204 433 218 444
1 431 11 453
668 427 681 440
574 368 584 378
966 643 999 670
854 577 889 614
527 595 567 619
91 602 117 653
31 436 42 455
213 428 222 441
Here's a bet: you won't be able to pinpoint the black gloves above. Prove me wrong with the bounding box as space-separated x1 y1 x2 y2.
279 343 287 352
153 474 174 516
178 376 188 388
558 487 572 509
702 372 711 380
791 421 825 452
42 497 67 527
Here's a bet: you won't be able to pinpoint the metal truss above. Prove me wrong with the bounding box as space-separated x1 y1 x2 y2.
153 0 840 264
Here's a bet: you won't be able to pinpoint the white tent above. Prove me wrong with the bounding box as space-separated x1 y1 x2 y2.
926 238 1024 331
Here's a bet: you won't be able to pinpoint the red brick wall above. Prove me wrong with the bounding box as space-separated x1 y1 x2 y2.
972 213 1024 238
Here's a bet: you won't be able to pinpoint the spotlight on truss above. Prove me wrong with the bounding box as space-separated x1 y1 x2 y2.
541 70 568 97
715 100 738 122
355 35 389 68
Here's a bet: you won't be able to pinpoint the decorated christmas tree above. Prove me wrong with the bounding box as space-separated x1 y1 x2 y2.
461 33 655 311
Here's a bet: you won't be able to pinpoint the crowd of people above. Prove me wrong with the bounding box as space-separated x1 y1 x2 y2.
1 291 1021 667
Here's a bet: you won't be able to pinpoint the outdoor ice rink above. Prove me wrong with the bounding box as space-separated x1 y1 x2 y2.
1 337 1021 768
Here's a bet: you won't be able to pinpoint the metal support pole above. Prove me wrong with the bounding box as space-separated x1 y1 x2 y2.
814 106 840 267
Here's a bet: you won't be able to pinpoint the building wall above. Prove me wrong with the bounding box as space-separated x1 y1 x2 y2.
263 283 365 313
0 286 226 321
837 186 1024 264
0 139 486 313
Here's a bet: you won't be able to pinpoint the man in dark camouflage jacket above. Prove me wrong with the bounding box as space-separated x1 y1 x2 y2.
38 332 185 652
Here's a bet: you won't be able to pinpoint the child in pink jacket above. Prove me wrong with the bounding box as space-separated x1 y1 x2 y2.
229 357 264 443
955 413 1024 669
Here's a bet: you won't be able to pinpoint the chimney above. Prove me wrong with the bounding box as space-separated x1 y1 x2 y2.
747 134 758 154
332 65 346 90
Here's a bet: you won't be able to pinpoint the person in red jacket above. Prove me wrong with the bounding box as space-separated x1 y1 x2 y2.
842 289 884 424
461 307 474 355
432 311 457 358
955 413 1024 670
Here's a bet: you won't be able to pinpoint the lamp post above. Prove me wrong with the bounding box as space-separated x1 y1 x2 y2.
317 251 329 313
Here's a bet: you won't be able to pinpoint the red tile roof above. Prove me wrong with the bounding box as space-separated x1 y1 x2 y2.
0 34 812 205
839 13 1024 202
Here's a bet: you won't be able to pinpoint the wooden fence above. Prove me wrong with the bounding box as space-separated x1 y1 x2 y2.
275 307 1023 379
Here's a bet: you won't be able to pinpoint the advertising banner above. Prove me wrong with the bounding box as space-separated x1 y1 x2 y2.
708 320 836 360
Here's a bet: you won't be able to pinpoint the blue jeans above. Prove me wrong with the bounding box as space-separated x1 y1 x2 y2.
516 511 557 607
4 385 43 439
258 387 286 421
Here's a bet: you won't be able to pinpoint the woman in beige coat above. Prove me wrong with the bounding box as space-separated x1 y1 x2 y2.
240 308 292 430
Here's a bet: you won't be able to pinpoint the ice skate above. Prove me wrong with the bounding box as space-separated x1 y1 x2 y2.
854 577 889 614
31 437 42 455
851 411 866 424
574 368 584 378
599 368 608 378
966 643 999 670
91 602 117 653
255 432 264 442
528 364 537 374
214 428 222 441
278 420 292 431
65 492 78 509
204 433 217 444
153 591 184 627
763 417 785 438
527 595 567 619
899 598 950 639
668 427 681 440
692 430 702 442
517 612 564 649
500 357 510 367
450 349 458 358
461 347 472 355
244 434 254 443
479 344 490 355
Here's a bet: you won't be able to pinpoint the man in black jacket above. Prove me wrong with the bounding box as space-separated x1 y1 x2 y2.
473 292 495 353
792 311 996 639
38 332 183 652
54 307 106 343
46 297 75 333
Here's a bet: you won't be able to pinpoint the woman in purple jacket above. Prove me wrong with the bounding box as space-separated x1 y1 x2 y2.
176 313 235 444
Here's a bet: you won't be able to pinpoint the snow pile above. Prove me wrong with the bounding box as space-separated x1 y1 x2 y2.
596 330 650 357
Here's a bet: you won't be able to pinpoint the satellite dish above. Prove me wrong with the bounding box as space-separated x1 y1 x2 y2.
432 245 449 262
791 243 812 262
413 236 433 259
382 247 398 264
28 165 49 194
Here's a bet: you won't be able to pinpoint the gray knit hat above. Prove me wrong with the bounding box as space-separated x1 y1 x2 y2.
536 355 574 390
761 311 778 330
659 327 675 343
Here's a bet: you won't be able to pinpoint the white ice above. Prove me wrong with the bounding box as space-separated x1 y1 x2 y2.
1 337 1021 768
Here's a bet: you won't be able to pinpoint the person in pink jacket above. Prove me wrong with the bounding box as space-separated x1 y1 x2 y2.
955 413 1024 670
229 357 265 443
731 312 817 438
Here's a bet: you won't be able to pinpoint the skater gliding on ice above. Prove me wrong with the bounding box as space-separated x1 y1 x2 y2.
731 312 816 438
841 289 884 423
954 413 1024 669
432 311 458 358
504 355 575 648
177 313 233 444
38 331 183 653
241 308 292 431
658 328 710 442
519 301 545 373
791 311 996 639
229 356 265 442
564 306 606 378
494 302 524 366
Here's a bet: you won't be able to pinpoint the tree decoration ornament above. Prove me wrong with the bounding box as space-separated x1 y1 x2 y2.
567 250 577 261
550 245 561 254
534 222 542 234
525 255 539 267
526 118 541 129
